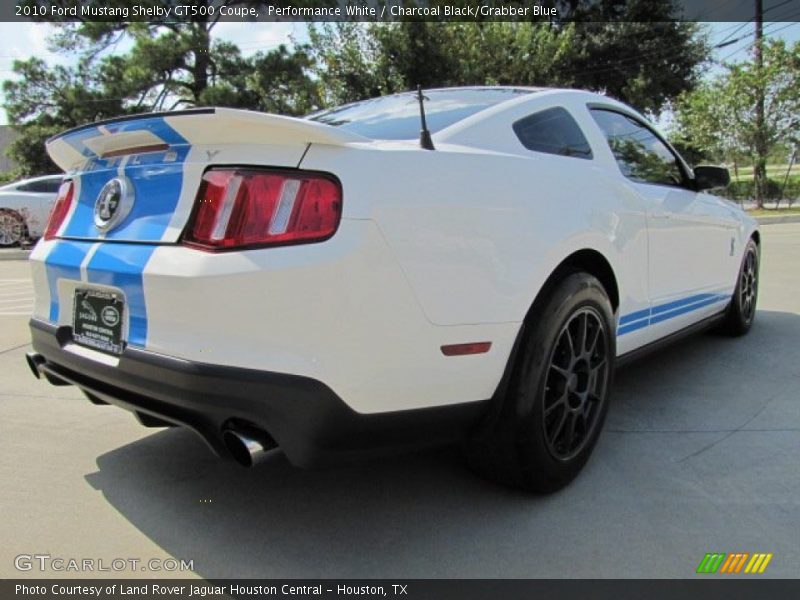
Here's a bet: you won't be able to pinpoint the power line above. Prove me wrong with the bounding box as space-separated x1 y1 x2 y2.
713 0 796 48
718 20 799 62
695 0 751 22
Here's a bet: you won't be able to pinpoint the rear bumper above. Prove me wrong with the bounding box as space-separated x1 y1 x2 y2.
28 318 487 467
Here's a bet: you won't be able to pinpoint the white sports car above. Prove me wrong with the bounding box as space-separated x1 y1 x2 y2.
0 174 63 246
26 87 759 491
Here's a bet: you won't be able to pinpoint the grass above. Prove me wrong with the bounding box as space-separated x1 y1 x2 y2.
731 163 800 182
746 206 800 217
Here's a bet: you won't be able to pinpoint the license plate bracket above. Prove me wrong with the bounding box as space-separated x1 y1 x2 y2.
72 289 125 355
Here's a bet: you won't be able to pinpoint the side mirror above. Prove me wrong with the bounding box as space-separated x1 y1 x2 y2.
693 165 731 191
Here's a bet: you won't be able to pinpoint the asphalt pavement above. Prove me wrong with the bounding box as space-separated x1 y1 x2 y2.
1 224 798 579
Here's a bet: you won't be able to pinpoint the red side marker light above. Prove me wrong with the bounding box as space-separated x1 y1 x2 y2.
441 342 492 356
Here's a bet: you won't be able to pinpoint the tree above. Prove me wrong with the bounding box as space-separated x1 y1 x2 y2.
3 58 131 174
673 39 800 207
5 0 711 175
40 1 316 112
4 1 321 174
308 15 707 113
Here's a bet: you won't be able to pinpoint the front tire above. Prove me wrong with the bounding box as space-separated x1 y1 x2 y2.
466 273 615 492
719 239 759 336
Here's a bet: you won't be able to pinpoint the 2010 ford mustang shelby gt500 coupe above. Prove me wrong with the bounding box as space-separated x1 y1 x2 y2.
26 87 759 491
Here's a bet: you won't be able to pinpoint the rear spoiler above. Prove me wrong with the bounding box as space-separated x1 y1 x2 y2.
46 107 370 171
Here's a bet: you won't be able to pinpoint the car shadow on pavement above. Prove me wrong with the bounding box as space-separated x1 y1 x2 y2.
84 310 800 579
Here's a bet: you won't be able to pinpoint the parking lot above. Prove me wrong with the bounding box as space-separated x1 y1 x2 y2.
1 223 798 579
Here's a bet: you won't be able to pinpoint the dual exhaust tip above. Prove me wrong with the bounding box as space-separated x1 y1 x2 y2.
222 426 279 468
28 351 277 469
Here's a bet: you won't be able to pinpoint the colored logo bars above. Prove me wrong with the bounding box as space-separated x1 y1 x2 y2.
697 553 773 574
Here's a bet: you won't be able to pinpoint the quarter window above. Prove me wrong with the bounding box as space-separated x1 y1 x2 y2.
18 178 62 193
590 109 684 187
513 107 593 159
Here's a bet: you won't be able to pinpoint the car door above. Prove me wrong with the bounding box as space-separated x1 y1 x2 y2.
589 108 735 341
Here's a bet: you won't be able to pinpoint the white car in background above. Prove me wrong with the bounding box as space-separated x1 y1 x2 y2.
0 174 63 246
25 87 759 492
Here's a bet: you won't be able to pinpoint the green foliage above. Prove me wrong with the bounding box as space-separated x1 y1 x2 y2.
715 175 800 204
5 1 321 174
0 170 19 185
308 19 707 112
672 40 800 205
2 57 132 175
5 0 710 175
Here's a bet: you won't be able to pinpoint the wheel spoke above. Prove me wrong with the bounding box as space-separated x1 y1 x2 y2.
586 323 601 356
542 306 610 460
576 313 588 356
549 409 569 443
563 413 577 450
544 393 566 416
563 326 576 360
583 395 597 419
589 359 607 386
549 363 571 380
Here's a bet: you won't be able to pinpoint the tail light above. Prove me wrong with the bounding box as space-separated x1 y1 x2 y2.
183 169 342 251
43 180 75 240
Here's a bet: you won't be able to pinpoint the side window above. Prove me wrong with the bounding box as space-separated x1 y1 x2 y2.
590 109 684 187
42 178 63 193
18 179 61 193
513 107 593 159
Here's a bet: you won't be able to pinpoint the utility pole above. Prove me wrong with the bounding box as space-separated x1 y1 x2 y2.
754 0 766 207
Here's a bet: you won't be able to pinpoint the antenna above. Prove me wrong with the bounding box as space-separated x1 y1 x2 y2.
417 85 435 151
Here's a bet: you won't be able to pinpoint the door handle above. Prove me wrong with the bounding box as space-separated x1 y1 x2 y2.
651 211 671 219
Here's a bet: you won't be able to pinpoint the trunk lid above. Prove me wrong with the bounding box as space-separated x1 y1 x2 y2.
46 107 367 243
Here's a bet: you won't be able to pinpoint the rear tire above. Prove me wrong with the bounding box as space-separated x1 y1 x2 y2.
719 239 759 336
465 273 615 492
0 210 26 247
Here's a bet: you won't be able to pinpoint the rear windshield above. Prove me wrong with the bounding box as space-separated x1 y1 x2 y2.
308 88 534 140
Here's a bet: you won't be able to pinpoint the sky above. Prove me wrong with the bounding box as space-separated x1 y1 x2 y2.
0 20 798 126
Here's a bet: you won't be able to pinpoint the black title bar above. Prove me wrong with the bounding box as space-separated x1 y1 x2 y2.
3 0 799 23
5 579 800 600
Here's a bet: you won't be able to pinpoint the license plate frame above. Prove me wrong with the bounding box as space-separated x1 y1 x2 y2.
72 288 125 355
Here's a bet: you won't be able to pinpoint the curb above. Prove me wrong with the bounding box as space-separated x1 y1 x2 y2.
0 249 31 261
755 215 800 225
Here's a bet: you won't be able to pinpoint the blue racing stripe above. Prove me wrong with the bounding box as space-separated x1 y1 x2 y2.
84 244 157 347
618 292 731 336
650 293 718 317
43 240 95 322
103 116 188 145
60 126 102 159
59 116 190 241
619 306 650 326
648 295 728 326
617 318 650 336
42 115 192 348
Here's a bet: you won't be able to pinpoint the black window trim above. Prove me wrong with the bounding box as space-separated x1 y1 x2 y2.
587 103 695 191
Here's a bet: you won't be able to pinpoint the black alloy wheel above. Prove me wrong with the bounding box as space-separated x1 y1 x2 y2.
720 238 759 336
739 246 758 325
465 272 615 492
543 307 610 461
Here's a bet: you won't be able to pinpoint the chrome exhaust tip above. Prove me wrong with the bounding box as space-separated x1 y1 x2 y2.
222 427 278 468
25 352 44 379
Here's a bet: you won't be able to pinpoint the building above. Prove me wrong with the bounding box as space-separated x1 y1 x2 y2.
0 125 19 175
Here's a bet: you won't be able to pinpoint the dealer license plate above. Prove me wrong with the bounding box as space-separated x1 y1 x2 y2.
72 289 125 355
